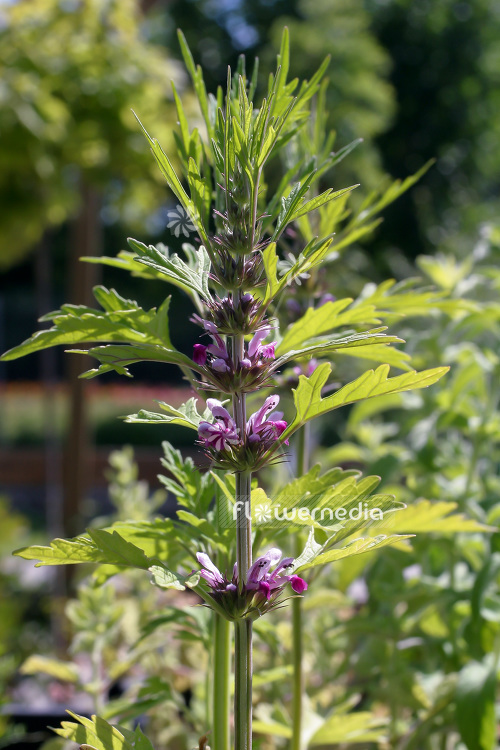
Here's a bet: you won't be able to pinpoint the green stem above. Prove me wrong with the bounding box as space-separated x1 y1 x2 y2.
291 587 303 750
235 618 253 750
232 324 253 750
213 613 231 750
291 424 310 750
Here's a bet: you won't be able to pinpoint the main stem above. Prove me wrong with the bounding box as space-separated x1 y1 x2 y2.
291 423 310 750
232 326 253 750
213 613 231 750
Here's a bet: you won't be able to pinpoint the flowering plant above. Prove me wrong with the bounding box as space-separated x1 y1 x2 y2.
3 29 450 750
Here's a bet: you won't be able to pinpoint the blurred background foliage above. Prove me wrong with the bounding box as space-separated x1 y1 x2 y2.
1 0 500 747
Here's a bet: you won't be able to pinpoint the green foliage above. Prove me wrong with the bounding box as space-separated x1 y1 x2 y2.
282 363 448 439
268 0 396 189
0 286 195 378
0 0 180 268
54 711 154 750
126 398 210 431
456 660 497 750
14 521 174 567
5 24 478 750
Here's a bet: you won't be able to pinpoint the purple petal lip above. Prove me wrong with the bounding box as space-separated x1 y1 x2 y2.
290 575 308 593
259 342 277 359
193 344 208 365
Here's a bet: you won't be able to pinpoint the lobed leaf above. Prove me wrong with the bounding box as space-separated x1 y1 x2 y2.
296 534 413 572
53 711 146 750
127 238 212 301
282 363 449 440
125 398 207 431
0 289 187 374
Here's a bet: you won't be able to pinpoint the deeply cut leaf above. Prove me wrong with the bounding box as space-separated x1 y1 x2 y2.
281 363 449 440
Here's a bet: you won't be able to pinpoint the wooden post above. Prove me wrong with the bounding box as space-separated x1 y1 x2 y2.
63 183 101 541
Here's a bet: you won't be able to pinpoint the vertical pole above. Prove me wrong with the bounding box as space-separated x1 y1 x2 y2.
64 183 101 542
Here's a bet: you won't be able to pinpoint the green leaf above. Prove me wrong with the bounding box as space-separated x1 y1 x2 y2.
149 565 186 591
456 660 497 750
86 529 151 569
53 711 141 750
187 157 212 228
385 500 494 534
297 534 413 572
75 342 195 379
127 238 211 301
289 184 358 224
20 655 79 683
133 112 210 247
125 398 208 430
253 720 292 739
276 298 375 354
282 363 449 440
262 238 335 303
0 288 180 361
177 30 213 141
274 329 405 369
14 521 175 567
337 343 413 370
309 712 388 745
348 160 434 229
82 251 170 282
292 528 324 571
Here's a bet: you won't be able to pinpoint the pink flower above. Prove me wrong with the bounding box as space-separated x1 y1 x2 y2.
198 399 240 451
290 575 308 594
259 341 276 359
248 325 277 361
246 395 288 446
196 547 308 619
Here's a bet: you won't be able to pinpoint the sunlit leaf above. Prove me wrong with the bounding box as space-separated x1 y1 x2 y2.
282 363 449 439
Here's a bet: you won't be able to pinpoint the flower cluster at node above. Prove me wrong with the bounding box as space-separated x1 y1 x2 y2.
198 395 288 470
206 293 265 335
196 548 307 621
191 316 278 393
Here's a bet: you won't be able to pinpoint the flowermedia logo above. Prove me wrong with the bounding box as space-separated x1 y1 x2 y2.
166 204 196 237
218 493 397 529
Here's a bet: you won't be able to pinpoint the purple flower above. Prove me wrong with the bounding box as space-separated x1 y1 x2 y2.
196 547 308 620
246 395 288 446
318 293 336 306
293 358 318 379
197 552 224 587
192 314 231 363
248 325 277 361
212 357 231 373
198 399 240 452
193 344 207 365
259 341 276 359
